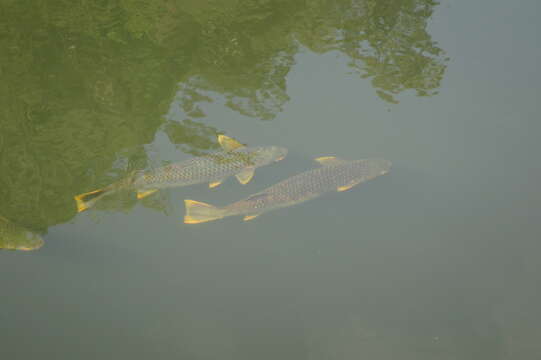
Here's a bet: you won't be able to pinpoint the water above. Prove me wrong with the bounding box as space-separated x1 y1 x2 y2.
1 1 540 359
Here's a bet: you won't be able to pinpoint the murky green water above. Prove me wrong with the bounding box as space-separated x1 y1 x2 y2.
1 0 540 358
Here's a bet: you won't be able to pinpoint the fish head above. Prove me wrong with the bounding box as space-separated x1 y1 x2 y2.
375 159 392 175
351 158 392 180
250 146 288 165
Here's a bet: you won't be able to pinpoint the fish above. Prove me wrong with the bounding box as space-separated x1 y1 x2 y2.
0 216 44 251
74 135 287 212
183 157 391 224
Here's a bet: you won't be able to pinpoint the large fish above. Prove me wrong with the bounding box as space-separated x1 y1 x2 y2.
0 216 44 251
184 157 391 224
74 135 287 212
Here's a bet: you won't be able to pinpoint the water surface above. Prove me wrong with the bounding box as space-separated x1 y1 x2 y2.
1 1 540 359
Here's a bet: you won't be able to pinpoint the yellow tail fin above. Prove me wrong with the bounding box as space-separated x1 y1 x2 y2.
184 200 224 224
73 188 107 212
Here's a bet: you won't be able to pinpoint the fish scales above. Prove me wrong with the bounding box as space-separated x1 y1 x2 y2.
74 136 287 212
224 159 386 214
183 158 390 224
134 150 256 189
231 160 380 212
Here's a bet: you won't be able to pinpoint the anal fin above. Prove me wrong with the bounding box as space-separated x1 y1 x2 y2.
243 214 260 221
236 167 255 185
137 189 158 199
337 180 361 192
209 180 223 188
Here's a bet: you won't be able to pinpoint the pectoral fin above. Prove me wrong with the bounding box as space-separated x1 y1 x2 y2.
315 156 348 166
137 189 158 199
243 214 260 221
218 135 245 151
235 167 255 185
209 180 223 188
337 180 362 192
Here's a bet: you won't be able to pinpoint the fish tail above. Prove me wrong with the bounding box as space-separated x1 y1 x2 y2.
73 188 110 212
184 199 224 224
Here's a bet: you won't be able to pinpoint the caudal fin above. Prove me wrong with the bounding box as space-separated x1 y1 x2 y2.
74 188 109 212
184 200 224 224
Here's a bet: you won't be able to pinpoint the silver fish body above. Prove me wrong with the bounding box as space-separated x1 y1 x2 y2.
133 146 286 191
184 157 391 223
74 135 287 212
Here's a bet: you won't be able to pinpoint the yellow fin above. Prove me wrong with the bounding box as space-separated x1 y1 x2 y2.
243 214 260 221
74 188 106 212
337 180 361 192
184 199 223 224
75 197 90 212
218 134 245 151
137 189 158 199
315 156 348 166
235 167 255 185
209 180 223 188
315 156 337 162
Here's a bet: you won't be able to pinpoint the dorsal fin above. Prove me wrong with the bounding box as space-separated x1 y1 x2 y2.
314 156 348 166
218 135 245 151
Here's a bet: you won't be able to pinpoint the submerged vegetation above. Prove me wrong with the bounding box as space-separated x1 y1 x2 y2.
0 0 446 234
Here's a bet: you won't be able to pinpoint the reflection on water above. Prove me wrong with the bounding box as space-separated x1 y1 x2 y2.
1 1 540 359
0 216 43 251
0 0 446 234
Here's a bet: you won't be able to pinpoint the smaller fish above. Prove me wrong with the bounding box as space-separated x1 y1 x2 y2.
0 216 44 251
184 157 391 224
74 135 287 212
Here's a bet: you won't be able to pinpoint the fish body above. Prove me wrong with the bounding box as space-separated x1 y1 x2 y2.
74 135 287 212
132 146 284 191
0 216 44 251
184 157 391 224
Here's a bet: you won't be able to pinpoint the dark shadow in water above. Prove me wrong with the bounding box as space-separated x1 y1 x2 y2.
0 0 447 235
